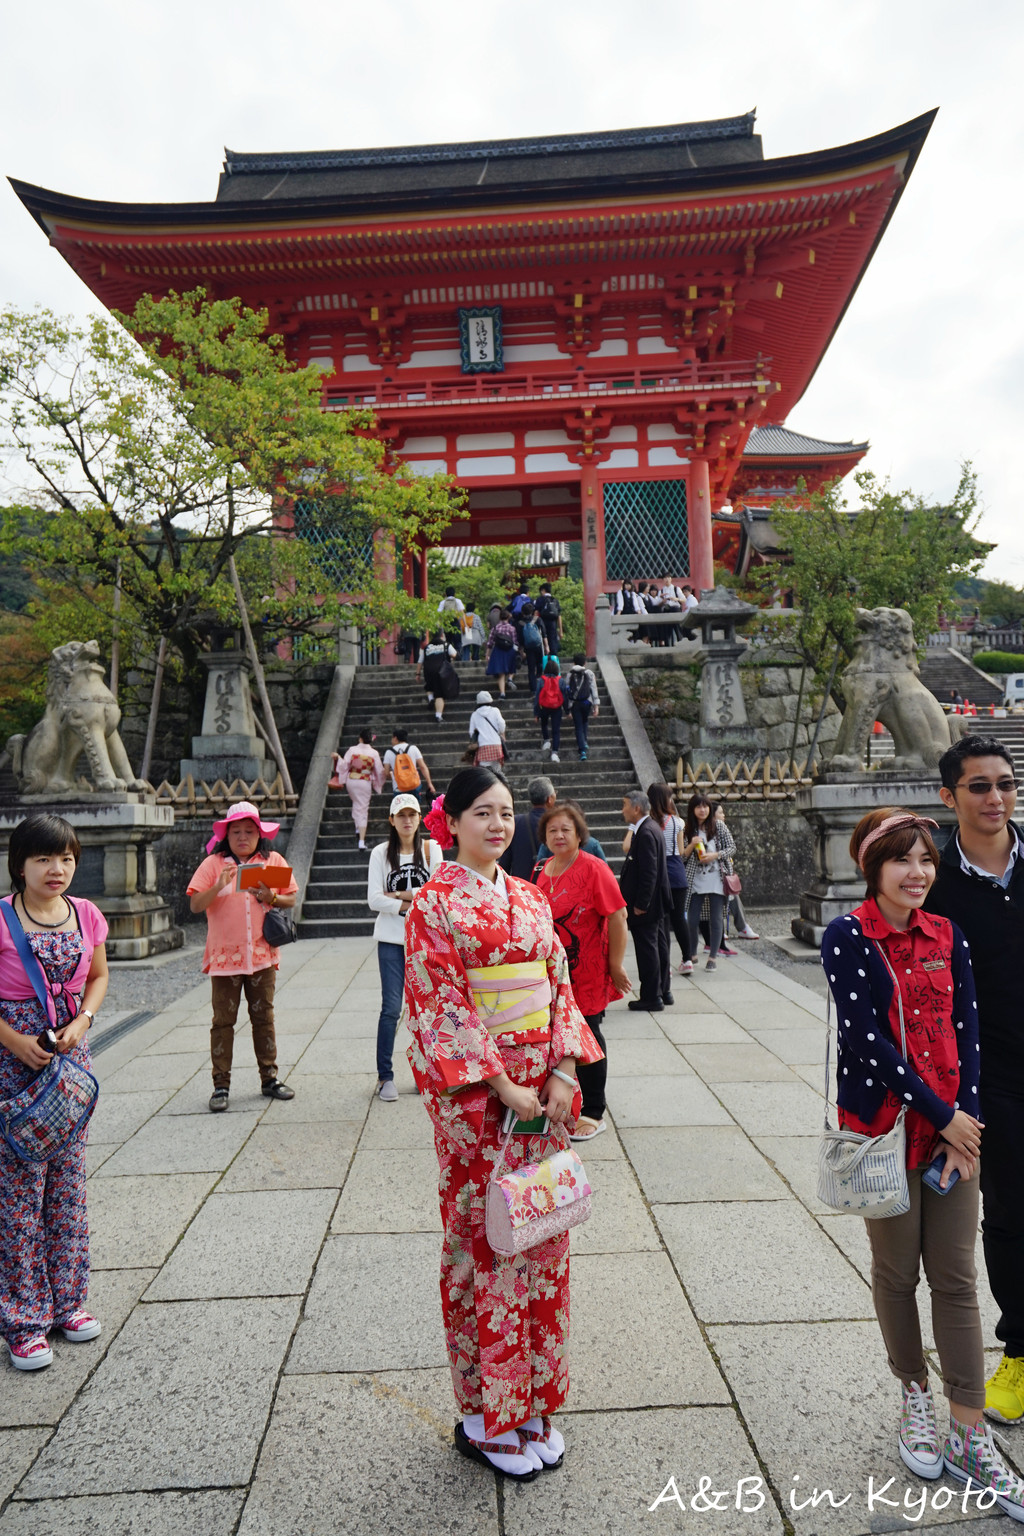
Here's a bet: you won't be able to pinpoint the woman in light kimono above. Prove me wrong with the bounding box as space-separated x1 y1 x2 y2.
406 766 602 1483
330 729 385 850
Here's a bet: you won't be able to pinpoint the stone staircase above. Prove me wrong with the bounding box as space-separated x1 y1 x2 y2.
919 649 1002 708
961 715 1024 780
299 660 640 938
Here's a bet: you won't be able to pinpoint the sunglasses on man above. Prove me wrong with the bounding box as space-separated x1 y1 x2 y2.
960 778 1018 796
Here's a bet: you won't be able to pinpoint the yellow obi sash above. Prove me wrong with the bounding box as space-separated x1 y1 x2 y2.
466 961 553 1039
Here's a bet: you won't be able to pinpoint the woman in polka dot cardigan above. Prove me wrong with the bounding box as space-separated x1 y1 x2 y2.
821 809 1024 1516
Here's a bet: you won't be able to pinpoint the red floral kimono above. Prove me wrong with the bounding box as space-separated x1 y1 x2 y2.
405 861 602 1437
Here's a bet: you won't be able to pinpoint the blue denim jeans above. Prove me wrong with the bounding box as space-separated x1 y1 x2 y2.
376 942 406 1081
571 699 592 754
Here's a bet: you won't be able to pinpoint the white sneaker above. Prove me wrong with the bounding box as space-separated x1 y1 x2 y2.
739 927 760 940
378 1080 398 1102
541 741 551 754
550 752 560 763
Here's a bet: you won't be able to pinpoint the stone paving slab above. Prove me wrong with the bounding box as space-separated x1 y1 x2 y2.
86 1173 218 1270
677 1041 799 1081
332 1147 442 1233
569 1252 729 1409
657 1201 872 1324
711 1078 826 1136
605 1074 735 1128
144 1188 337 1300
357 1092 436 1149
261 1071 376 1123
99 1051 209 1095
95 1110 262 1176
747 1026 827 1065
287 1233 446 1374
0 1490 246 1535
505 1406 786 1536
0 1269 155 1430
569 1158 662 1255
237 1371 498 1536
625 1126 786 1203
87 1090 173 1145
219 1120 361 1191
606 1036 696 1075
659 1012 750 1044
19 1298 299 1496
0 1430 47 1507
84 1142 119 1176
711 1320 999 1534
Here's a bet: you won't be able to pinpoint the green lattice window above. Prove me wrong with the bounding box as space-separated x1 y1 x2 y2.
293 495 375 593
602 479 688 580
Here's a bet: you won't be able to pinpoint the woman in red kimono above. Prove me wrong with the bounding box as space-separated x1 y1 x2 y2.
406 765 602 1482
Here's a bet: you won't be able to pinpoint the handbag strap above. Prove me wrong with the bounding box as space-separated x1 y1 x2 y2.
0 898 57 1026
823 934 909 1130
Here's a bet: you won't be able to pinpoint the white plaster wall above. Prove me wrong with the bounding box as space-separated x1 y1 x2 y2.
525 452 574 473
648 446 689 466
401 436 447 454
524 429 572 448
456 432 515 451
404 459 449 477
399 349 462 368
456 456 517 476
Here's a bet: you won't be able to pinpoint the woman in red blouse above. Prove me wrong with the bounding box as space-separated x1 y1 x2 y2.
822 809 1024 1518
535 800 630 1141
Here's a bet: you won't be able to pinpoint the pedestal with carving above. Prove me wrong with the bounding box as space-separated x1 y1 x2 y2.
180 650 277 784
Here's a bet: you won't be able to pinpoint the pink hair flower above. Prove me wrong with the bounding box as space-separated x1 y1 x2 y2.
423 794 454 850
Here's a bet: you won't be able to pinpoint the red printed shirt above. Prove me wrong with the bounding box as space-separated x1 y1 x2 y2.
535 850 627 1016
834 898 976 1168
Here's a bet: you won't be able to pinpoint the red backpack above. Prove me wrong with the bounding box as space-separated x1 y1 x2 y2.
539 673 564 710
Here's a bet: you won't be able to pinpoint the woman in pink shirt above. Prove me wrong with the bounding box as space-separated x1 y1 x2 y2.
0 813 108 1372
187 802 298 1113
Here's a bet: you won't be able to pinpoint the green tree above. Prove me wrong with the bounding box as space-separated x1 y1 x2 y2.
978 581 1024 627
751 466 989 699
0 293 459 685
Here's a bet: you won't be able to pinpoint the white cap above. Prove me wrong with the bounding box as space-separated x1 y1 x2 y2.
389 793 421 815
476 690 493 704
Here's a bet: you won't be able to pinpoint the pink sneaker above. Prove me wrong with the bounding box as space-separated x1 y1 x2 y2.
59 1310 102 1342
8 1336 53 1371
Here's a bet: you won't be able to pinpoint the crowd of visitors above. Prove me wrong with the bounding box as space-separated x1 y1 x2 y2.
7 685 1024 1520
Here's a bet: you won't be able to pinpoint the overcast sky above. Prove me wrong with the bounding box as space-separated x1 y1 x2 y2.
2 0 1021 578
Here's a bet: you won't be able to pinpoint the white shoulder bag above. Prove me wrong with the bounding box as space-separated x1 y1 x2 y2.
817 941 911 1219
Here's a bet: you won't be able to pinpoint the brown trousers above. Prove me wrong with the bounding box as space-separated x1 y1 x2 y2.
209 968 278 1089
866 1164 985 1408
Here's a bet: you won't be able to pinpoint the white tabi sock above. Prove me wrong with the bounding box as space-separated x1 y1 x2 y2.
522 1414 565 1463
461 1413 538 1475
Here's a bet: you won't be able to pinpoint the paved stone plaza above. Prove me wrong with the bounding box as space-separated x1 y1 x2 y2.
0 939 1015 1536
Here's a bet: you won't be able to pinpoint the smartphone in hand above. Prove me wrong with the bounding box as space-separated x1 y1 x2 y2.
501 1106 550 1136
922 1150 960 1195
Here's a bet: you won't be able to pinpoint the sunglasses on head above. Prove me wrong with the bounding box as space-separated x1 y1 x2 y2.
960 778 1018 795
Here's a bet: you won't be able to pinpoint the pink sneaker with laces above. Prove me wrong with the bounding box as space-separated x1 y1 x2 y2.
59 1310 102 1342
8 1336 53 1371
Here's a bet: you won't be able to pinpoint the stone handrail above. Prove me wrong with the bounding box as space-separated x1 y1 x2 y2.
288 664 356 925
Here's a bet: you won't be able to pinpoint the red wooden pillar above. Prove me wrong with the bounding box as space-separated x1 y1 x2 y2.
580 463 606 656
688 457 714 594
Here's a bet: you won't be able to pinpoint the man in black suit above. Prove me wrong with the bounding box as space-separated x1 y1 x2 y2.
619 790 672 1011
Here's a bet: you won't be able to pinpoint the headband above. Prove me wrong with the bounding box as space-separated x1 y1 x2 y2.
856 813 939 870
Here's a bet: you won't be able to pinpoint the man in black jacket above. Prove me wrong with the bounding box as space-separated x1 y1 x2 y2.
500 776 555 881
926 733 1024 1424
619 790 672 1011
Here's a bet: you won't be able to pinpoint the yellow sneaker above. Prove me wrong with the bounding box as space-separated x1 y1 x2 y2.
985 1354 1024 1424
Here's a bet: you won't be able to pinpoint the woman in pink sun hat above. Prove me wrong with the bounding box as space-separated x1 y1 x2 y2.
187 802 298 1113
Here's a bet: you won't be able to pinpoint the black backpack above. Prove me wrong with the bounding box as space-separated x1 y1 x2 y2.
568 669 592 706
538 593 561 620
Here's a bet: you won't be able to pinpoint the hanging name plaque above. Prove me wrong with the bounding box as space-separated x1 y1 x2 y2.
459 306 504 373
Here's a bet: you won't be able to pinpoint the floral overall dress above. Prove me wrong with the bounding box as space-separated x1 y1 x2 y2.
0 931 91 1350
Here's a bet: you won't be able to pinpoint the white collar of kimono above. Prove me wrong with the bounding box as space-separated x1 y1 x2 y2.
456 860 509 896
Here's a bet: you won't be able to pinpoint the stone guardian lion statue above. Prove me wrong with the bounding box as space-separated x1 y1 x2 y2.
826 606 954 774
3 640 148 796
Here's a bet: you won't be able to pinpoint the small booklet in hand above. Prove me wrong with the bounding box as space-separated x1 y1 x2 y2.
235 863 293 892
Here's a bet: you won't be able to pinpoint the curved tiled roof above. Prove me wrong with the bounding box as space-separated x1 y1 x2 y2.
743 425 869 457
222 115 757 175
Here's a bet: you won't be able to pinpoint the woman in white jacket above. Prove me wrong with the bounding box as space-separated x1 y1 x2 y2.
366 794 442 1100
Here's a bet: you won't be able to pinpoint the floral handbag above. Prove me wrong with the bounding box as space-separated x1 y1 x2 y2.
485 1124 592 1255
